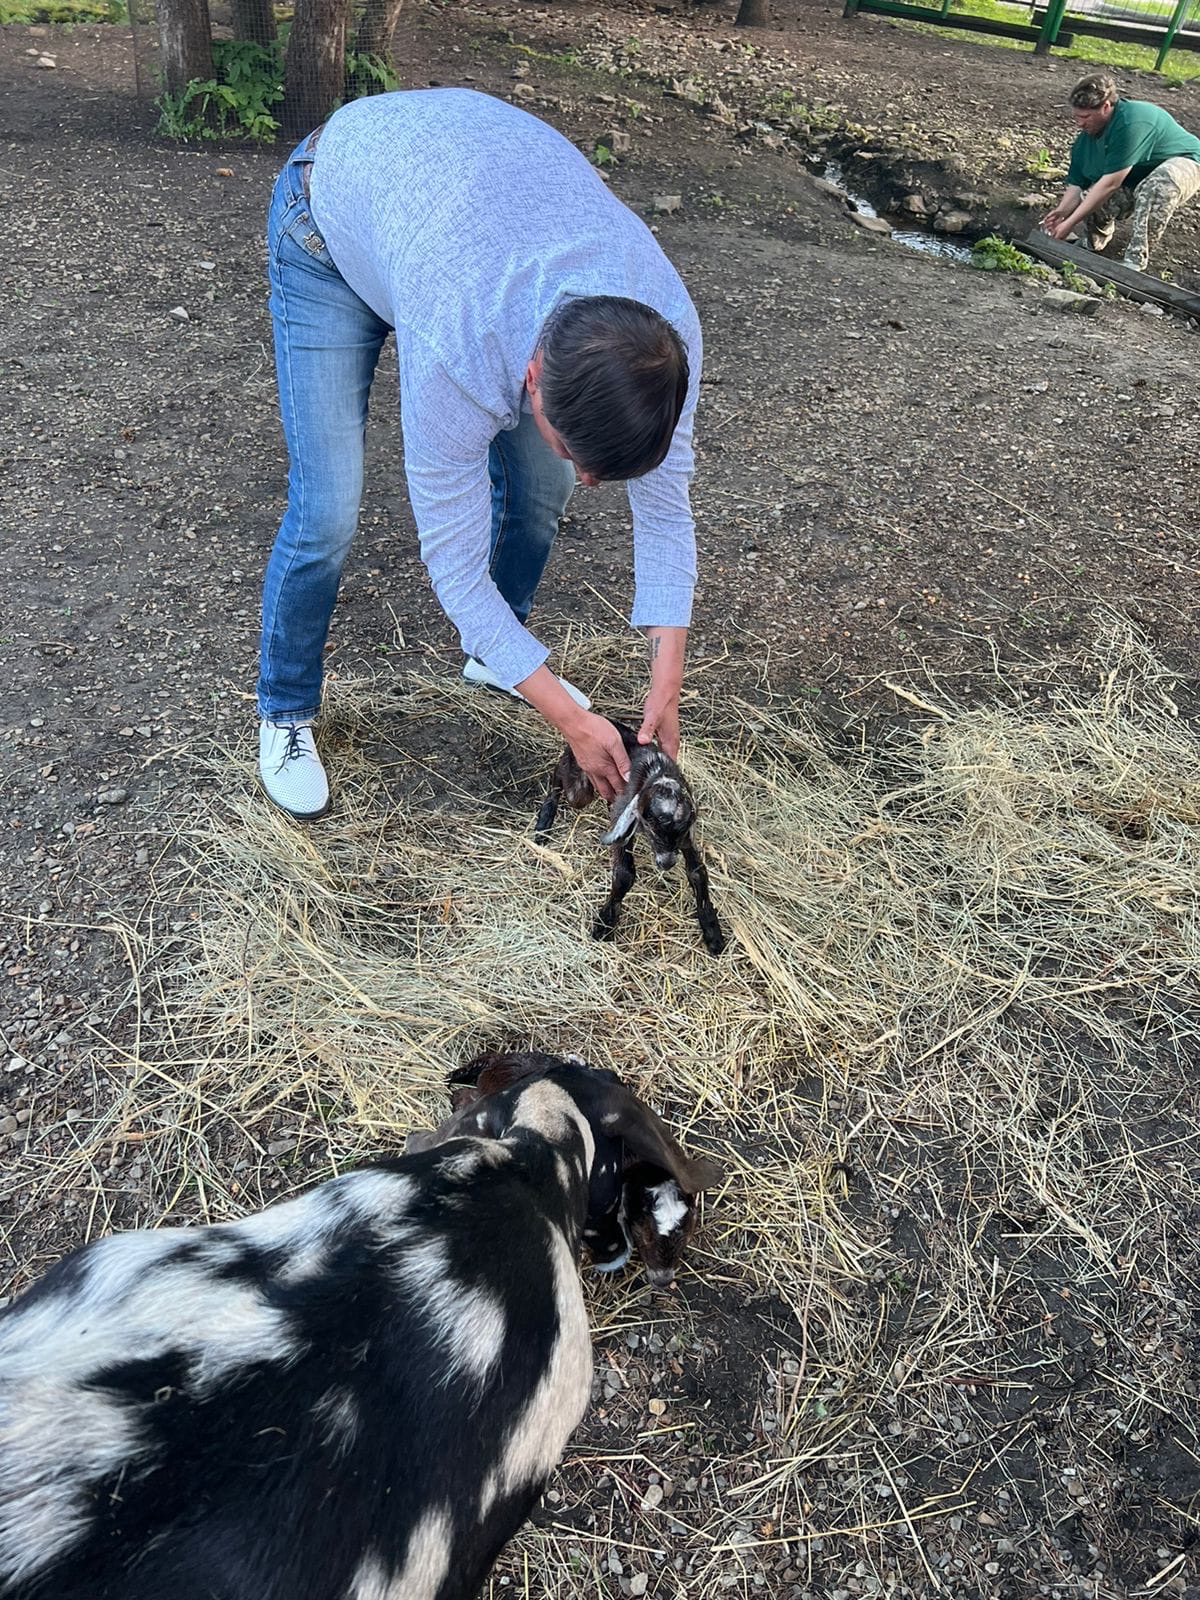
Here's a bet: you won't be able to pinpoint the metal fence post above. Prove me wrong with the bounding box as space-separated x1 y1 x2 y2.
1156 0 1192 70
1034 0 1069 53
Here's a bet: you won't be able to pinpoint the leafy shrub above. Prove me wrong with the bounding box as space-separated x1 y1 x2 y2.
971 234 1037 273
156 38 283 142
156 35 400 144
344 48 399 99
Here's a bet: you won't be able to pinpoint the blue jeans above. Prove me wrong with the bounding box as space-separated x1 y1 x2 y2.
257 141 577 721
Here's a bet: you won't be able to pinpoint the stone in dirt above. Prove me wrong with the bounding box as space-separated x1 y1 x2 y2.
852 212 893 235
703 96 734 125
934 209 972 234
1042 287 1100 315
900 193 929 215
653 194 682 214
811 177 851 205
600 127 631 156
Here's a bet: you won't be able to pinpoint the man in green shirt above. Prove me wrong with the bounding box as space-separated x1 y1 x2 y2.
1041 72 1200 270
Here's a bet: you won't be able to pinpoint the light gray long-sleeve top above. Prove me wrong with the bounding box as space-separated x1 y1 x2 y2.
309 88 701 690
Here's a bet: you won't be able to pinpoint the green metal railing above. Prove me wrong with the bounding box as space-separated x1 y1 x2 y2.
843 0 1200 70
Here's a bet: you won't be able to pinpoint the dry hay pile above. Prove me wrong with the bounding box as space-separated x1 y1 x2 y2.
23 625 1200 1597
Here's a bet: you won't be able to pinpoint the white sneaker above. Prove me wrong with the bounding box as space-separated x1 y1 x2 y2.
462 657 591 711
258 719 330 820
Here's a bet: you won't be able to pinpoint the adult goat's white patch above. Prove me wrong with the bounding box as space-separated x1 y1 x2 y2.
511 1082 595 1174
351 1508 452 1600
396 1240 506 1384
312 1385 360 1457
439 1143 510 1182
0 1380 145 1588
485 1225 590 1505
240 1169 415 1253
0 1230 299 1394
649 1182 689 1236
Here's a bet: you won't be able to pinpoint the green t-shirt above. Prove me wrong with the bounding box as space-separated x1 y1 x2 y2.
1066 98 1200 189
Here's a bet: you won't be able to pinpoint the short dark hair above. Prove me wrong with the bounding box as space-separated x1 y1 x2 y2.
536 296 689 482
1070 73 1118 110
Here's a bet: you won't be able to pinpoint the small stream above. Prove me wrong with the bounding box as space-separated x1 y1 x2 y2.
820 159 975 264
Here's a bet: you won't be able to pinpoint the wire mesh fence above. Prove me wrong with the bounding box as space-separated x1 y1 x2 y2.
127 0 404 139
844 0 1200 69
1067 0 1200 30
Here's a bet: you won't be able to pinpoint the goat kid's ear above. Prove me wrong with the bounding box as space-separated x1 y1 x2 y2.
602 1088 724 1195
601 794 642 846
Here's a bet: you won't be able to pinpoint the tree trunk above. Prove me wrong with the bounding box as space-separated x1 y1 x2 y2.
353 0 404 64
281 0 350 139
157 0 214 96
734 0 771 23
230 0 276 46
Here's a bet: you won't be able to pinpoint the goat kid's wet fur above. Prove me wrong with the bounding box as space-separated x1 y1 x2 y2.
534 720 726 954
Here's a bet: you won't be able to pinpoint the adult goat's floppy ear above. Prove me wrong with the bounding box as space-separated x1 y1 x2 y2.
597 1084 723 1195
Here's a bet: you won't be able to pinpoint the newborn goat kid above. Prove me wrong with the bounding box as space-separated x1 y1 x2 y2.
534 720 726 954
0 1061 707 1600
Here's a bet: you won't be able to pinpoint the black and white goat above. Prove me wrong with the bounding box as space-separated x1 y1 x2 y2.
534 720 726 955
0 1054 720 1600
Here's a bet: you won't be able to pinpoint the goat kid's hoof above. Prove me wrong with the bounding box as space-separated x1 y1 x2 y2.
704 933 728 957
591 919 617 943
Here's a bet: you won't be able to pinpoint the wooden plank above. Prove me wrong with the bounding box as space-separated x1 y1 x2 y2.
1057 12 1200 46
1022 230 1200 315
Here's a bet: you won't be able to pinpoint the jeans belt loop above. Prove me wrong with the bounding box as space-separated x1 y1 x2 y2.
301 123 325 200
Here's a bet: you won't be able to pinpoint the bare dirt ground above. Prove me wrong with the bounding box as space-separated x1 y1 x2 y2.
2 1 1199 1595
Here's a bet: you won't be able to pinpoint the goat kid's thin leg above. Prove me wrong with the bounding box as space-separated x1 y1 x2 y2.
682 838 726 955
593 842 637 941
534 784 562 842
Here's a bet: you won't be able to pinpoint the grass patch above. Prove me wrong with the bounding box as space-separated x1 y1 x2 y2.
897 0 1200 79
0 0 124 20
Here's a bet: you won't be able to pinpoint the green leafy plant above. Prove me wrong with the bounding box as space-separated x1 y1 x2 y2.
1059 258 1093 292
1025 145 1056 177
344 48 400 99
592 143 615 167
0 0 124 19
971 233 1036 273
156 38 283 142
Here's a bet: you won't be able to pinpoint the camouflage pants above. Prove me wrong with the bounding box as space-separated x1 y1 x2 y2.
1089 155 1200 270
